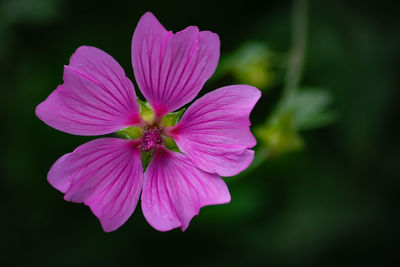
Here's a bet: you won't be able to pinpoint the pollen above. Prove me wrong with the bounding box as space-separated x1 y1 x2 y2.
139 127 163 153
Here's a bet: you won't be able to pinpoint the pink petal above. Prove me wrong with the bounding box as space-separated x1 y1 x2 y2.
169 85 261 177
141 150 230 231
48 138 143 232
131 12 220 118
36 46 141 136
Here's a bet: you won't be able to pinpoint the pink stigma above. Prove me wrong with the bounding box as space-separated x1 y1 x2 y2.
139 128 163 153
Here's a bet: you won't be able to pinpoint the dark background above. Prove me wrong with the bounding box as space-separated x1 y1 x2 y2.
1 0 399 266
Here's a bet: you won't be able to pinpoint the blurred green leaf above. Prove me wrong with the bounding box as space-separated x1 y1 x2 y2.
256 88 335 157
0 0 61 24
215 42 284 90
256 111 304 157
289 88 337 130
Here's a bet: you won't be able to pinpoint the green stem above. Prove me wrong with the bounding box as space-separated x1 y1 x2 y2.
281 0 308 109
235 0 308 180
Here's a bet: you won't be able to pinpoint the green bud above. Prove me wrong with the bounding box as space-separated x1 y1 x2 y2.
256 111 303 157
215 42 282 90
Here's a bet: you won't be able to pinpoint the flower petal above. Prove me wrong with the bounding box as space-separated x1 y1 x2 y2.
48 138 143 232
36 46 141 136
141 150 230 231
132 12 220 117
169 85 261 177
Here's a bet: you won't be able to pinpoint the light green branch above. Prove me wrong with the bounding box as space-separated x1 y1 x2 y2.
236 0 308 180
281 0 308 110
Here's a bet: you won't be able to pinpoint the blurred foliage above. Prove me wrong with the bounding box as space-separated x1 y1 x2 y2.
215 41 285 90
255 87 336 157
290 88 336 130
1 0 400 266
0 0 61 24
256 111 304 157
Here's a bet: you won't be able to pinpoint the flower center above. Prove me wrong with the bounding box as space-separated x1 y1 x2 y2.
139 127 163 153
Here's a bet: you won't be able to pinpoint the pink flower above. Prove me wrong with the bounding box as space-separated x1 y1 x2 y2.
36 12 261 232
